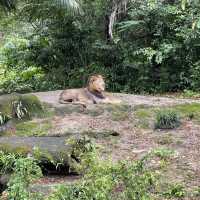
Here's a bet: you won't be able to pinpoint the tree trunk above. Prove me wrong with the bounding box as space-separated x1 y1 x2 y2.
105 0 128 42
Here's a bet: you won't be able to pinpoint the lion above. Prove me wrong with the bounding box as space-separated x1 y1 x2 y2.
59 74 121 107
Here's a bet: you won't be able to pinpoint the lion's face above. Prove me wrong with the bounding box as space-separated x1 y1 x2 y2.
88 75 105 93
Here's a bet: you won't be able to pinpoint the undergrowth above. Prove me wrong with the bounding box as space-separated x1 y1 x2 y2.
155 110 181 129
0 140 188 200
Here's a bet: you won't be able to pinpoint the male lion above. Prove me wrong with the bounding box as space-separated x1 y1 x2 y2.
59 74 121 107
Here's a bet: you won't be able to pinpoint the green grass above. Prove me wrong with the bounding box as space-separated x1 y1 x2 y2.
0 144 31 156
134 107 154 129
173 103 200 119
134 103 200 127
181 90 200 98
15 120 52 136
152 147 175 160
135 109 152 118
162 183 186 198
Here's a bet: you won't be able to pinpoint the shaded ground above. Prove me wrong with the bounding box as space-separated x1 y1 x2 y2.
1 91 200 198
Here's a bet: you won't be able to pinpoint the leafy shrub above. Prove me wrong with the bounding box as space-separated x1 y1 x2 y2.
2 0 200 95
0 112 10 125
12 100 28 119
182 89 200 98
155 110 180 129
163 183 186 198
0 151 17 174
67 136 96 173
190 61 200 91
152 148 175 160
7 157 42 200
0 151 42 200
49 157 155 200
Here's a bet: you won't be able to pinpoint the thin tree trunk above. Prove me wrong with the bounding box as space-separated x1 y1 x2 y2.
105 0 128 42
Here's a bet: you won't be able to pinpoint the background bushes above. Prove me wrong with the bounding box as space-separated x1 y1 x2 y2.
1 0 200 94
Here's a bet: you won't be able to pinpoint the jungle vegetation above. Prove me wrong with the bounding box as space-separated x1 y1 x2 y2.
0 0 200 94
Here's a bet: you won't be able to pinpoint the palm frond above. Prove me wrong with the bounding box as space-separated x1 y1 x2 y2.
0 0 16 11
55 0 80 11
0 0 80 12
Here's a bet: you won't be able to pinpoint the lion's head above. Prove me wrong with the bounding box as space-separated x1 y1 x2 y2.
87 74 105 94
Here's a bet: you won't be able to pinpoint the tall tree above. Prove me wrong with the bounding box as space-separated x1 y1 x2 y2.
0 0 80 12
106 0 128 41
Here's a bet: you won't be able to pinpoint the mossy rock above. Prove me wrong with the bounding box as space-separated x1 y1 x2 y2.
0 143 32 156
103 104 132 121
15 120 52 136
0 137 70 162
82 129 120 139
0 93 44 120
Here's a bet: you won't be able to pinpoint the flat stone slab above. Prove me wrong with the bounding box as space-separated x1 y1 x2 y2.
0 136 68 154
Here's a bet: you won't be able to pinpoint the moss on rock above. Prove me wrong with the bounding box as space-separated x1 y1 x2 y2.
0 93 44 120
15 120 52 136
0 143 31 156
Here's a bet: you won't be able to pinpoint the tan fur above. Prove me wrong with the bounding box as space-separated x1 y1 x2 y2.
59 74 121 107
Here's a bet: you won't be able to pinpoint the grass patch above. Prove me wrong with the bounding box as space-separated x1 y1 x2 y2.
15 120 52 136
162 183 186 198
173 103 200 119
135 109 152 118
0 144 31 156
181 90 200 98
111 110 129 121
152 147 175 160
134 108 154 129
155 110 180 129
83 130 120 139
156 134 174 145
103 104 131 121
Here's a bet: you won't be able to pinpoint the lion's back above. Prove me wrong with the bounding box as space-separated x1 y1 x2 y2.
59 88 88 101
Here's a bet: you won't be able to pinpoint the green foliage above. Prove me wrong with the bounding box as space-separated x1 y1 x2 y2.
163 183 186 198
155 110 180 129
12 100 28 119
48 155 155 200
152 147 175 160
182 89 200 98
116 1 200 93
1 0 200 94
0 151 17 174
67 136 97 173
0 151 42 199
7 157 42 200
0 94 44 121
15 121 52 136
0 36 60 93
0 112 10 125
193 187 200 197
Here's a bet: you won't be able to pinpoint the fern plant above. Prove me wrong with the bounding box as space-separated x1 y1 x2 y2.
0 0 80 11
155 110 181 129
0 112 10 125
12 100 29 119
